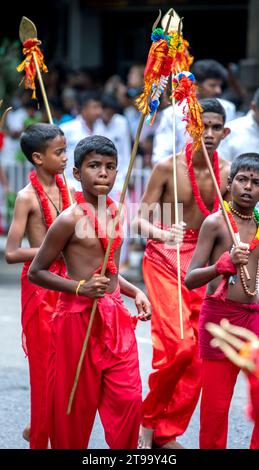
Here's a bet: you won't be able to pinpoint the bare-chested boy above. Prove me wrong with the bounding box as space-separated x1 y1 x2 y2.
185 153 259 448
135 98 231 448
5 123 69 448
28 135 151 449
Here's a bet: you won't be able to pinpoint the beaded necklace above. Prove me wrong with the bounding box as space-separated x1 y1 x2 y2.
224 200 259 297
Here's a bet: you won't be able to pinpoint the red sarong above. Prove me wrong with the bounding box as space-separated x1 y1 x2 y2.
200 359 259 449
199 297 259 360
199 296 259 449
142 229 206 446
21 259 66 449
47 285 142 449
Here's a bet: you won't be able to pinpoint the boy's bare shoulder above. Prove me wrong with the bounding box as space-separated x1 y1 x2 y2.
153 155 174 174
219 158 231 175
53 203 82 229
15 183 35 207
202 210 225 233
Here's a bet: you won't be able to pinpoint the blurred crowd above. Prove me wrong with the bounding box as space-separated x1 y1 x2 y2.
0 58 259 264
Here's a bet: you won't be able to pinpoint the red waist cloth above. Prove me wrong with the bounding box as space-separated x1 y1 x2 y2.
248 374 259 425
199 296 259 360
144 225 200 281
21 259 67 352
54 284 136 357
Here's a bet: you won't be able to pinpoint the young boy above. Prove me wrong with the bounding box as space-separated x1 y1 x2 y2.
185 153 259 449
28 135 151 449
135 98 230 448
5 123 70 448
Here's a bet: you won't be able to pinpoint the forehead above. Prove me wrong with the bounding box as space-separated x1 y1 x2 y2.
202 112 224 125
202 78 223 85
84 151 117 162
235 168 259 178
45 134 66 149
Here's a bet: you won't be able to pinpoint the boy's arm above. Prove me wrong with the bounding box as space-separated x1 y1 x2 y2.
118 274 151 320
28 212 111 298
0 166 9 193
5 192 38 264
28 212 78 293
119 274 142 298
184 216 220 290
133 162 182 242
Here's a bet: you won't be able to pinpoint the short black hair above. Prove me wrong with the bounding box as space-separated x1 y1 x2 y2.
230 153 259 180
20 123 64 165
74 135 118 170
78 91 101 108
101 93 120 112
191 60 227 83
199 98 226 124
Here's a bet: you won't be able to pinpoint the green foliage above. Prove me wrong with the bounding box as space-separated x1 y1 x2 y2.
0 38 21 103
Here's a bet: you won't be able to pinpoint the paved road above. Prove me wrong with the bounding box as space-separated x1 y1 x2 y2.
0 254 253 449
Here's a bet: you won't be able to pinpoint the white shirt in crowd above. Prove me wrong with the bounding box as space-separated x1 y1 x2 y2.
61 115 98 190
152 98 236 164
1 108 28 165
94 113 131 196
218 110 259 162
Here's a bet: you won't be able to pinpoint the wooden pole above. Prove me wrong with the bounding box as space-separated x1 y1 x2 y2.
19 17 73 205
172 97 184 339
66 114 145 414
67 9 175 415
201 138 250 280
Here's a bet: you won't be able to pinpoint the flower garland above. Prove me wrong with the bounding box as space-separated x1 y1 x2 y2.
223 200 259 251
30 170 70 228
17 38 48 100
185 143 220 217
74 191 122 275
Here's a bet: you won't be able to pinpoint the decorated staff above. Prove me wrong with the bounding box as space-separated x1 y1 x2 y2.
17 16 73 205
166 10 194 340
67 9 175 415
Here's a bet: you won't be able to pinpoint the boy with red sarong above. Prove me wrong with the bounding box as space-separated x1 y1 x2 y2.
185 153 259 448
135 98 230 448
5 123 69 448
28 135 151 449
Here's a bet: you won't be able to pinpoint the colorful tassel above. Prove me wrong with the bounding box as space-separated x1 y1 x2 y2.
135 28 172 120
17 38 48 100
172 71 204 150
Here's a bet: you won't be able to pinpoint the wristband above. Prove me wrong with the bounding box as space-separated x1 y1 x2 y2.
215 251 237 276
76 279 86 296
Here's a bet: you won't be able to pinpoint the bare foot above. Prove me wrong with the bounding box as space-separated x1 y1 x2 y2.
138 425 154 449
22 424 30 442
161 440 185 449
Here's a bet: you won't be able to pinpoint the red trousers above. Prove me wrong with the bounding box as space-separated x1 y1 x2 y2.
200 359 259 449
21 260 65 449
25 290 59 448
142 257 205 446
48 289 142 449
